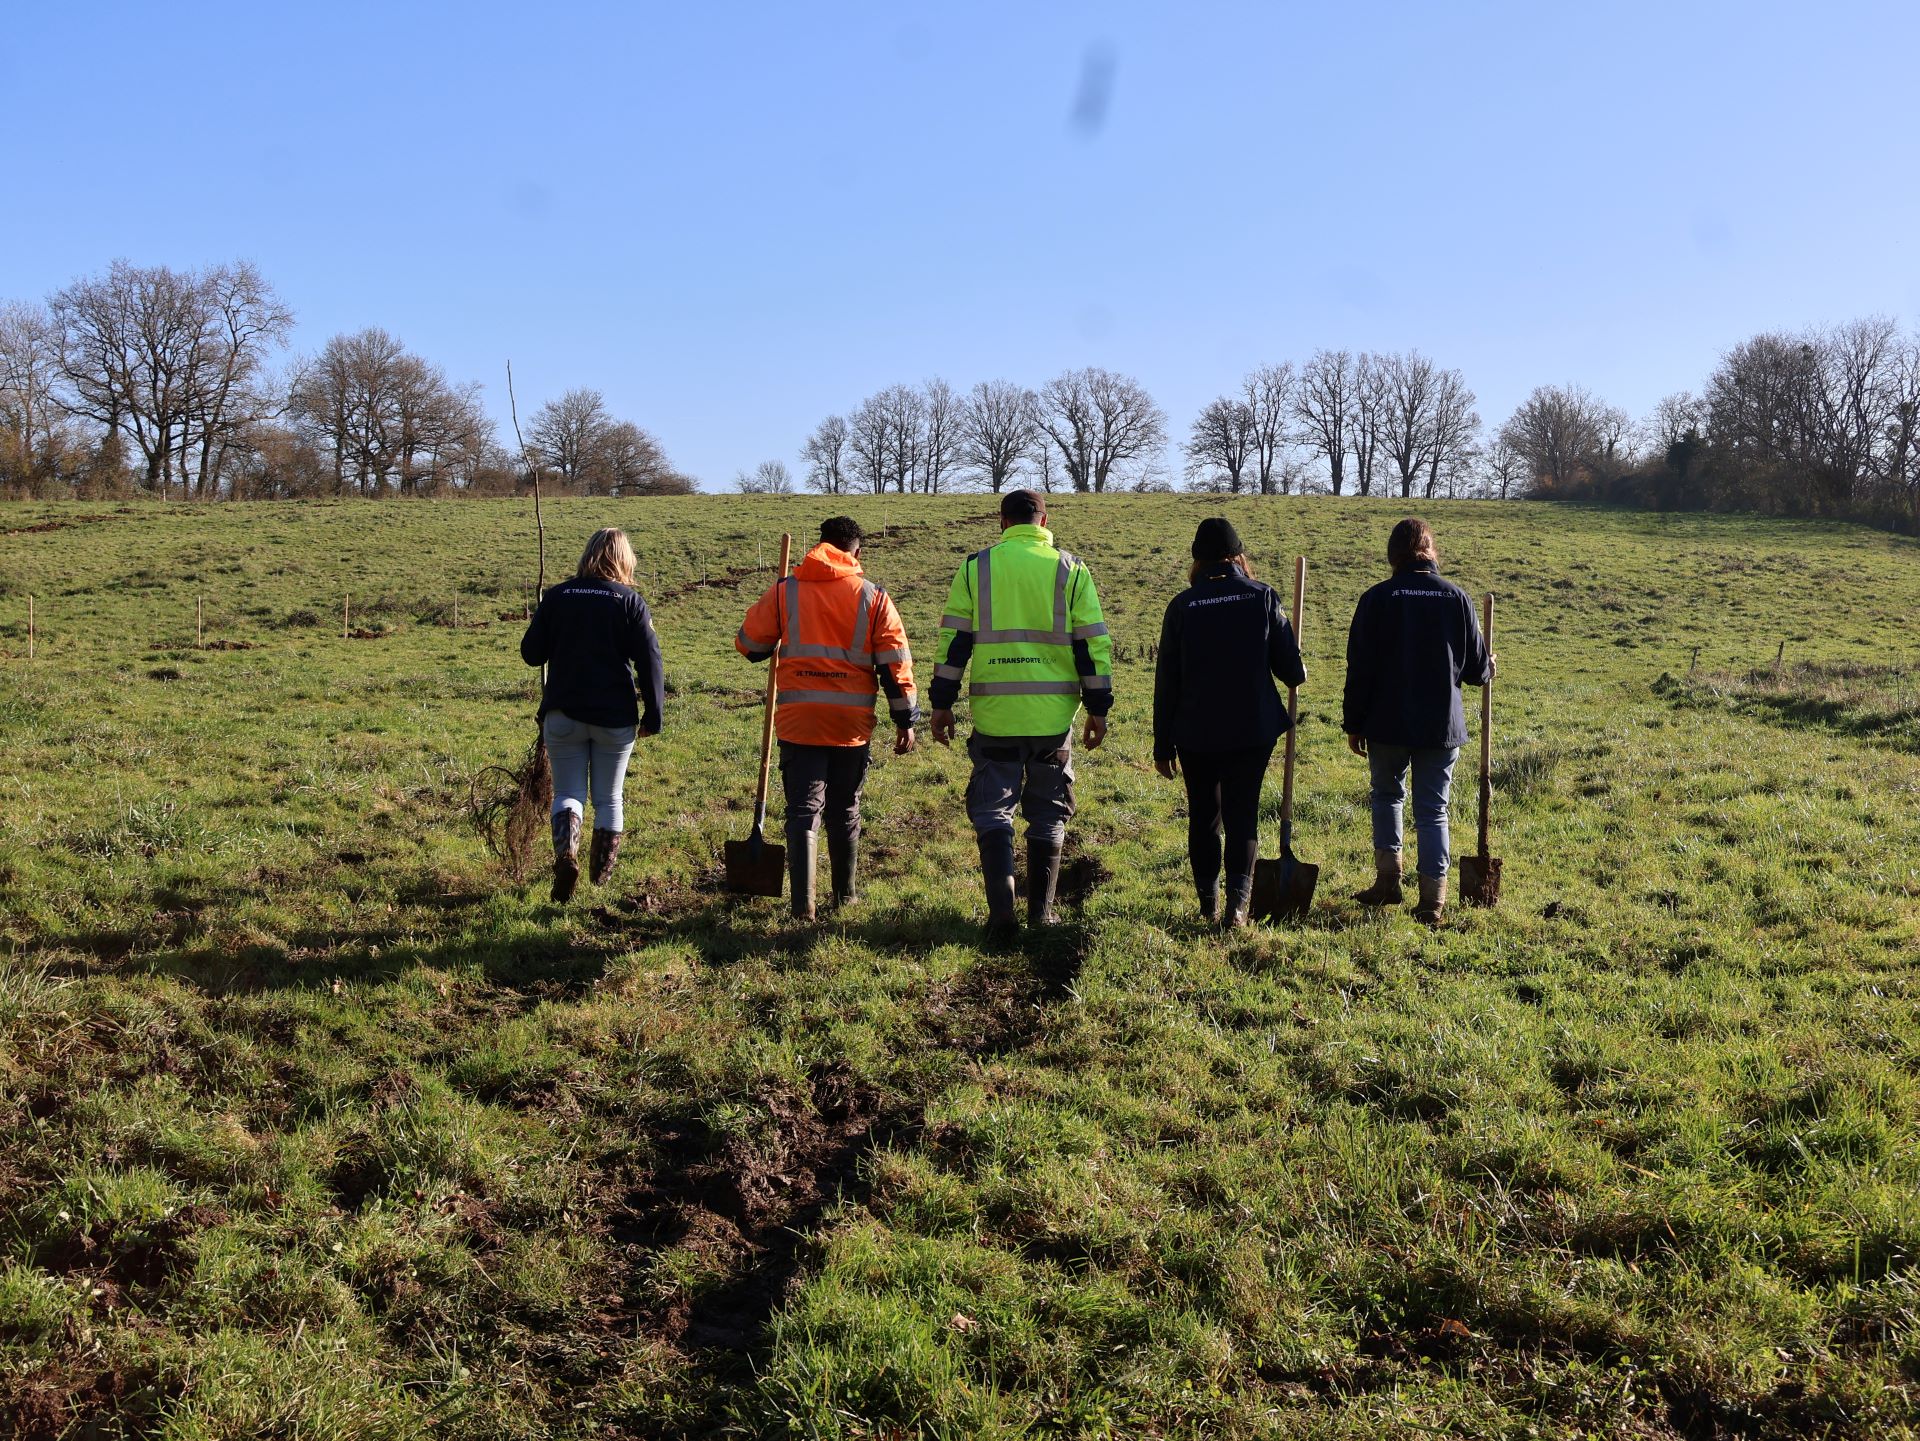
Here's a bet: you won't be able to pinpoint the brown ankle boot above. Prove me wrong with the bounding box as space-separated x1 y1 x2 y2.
589 829 621 885
1414 874 1447 927
550 811 581 903
1353 850 1403 906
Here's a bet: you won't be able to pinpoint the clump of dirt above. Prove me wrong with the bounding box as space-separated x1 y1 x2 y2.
198 638 255 651
611 1063 921 1353
922 961 1044 1056
0 1361 169 1441
147 667 183 681
37 1204 228 1292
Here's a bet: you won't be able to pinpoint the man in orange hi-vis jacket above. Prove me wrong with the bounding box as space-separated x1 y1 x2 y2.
737 516 918 919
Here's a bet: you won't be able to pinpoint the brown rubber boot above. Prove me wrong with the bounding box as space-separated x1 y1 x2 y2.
1414 874 1447 927
550 811 582 903
589 829 621 885
1027 837 1063 928
1353 850 1404 907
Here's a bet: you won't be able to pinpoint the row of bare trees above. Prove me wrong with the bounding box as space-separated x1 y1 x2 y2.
0 260 693 499
794 369 1169 495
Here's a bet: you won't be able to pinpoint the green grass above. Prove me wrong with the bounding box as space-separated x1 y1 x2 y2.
1 495 1917 1439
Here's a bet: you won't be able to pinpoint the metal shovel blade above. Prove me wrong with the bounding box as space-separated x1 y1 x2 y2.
1458 853 1502 907
724 829 785 897
1251 850 1319 923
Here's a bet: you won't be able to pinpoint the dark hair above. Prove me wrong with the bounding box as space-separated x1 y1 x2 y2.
1000 488 1044 524
1387 517 1438 570
1189 553 1255 585
819 516 864 551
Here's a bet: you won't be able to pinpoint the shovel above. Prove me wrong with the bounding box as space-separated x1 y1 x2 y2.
724 533 792 897
1252 556 1320 922
1458 592 1503 906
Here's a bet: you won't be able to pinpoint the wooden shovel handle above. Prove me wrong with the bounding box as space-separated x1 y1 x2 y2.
1281 556 1305 838
752 533 792 829
1477 592 1494 860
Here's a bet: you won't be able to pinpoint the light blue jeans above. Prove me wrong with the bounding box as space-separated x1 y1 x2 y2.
1368 744 1458 879
543 711 638 833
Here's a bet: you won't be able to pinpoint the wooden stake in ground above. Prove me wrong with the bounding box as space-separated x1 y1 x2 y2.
454 592 460 629
196 596 203 650
343 593 351 639
27 595 33 660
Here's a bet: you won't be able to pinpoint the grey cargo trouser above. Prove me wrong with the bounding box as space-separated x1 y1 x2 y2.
779 741 870 849
965 732 1076 847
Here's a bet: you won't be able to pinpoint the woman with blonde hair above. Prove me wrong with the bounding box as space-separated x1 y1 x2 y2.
520 527 665 900
1152 518 1306 928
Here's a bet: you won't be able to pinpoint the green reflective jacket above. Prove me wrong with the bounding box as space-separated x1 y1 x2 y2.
932 524 1113 736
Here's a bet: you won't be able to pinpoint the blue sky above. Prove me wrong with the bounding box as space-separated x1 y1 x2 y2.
8 0 1918 488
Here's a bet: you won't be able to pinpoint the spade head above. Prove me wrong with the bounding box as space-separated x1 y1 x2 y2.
1459 853 1502 907
724 833 786 897
1251 851 1319 923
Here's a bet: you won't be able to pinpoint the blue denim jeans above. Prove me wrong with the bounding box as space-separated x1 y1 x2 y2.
1368 744 1458 878
543 711 638 833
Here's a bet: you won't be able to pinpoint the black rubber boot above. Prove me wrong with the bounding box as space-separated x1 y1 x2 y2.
1027 837 1063 928
1195 876 1220 925
789 832 818 921
1354 850 1404 907
979 832 1019 947
550 811 581 903
828 830 858 909
1221 873 1254 930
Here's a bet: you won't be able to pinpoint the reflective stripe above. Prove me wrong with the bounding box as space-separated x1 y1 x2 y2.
971 680 1082 696
786 642 874 664
778 689 876 707
1053 556 1070 637
737 625 774 655
940 614 972 632
975 627 1068 645
1082 675 1112 691
851 581 874 655
873 648 909 664
1072 622 1108 639
975 549 994 631
783 575 799 641
934 663 965 681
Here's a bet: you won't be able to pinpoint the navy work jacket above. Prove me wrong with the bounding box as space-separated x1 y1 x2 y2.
520 577 666 730
1153 566 1306 763
1341 561 1490 749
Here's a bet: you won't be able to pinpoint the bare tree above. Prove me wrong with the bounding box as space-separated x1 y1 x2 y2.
801 413 850 494
736 459 794 493
918 378 961 494
847 393 890 494
600 420 692 494
1184 396 1255 492
52 260 290 499
1349 352 1388 497
1648 390 1707 452
1295 350 1354 495
287 328 483 497
870 383 925 494
1375 351 1441 498
0 302 65 488
526 388 610 488
1479 433 1528 500
1039 367 1166 492
1421 367 1480 500
1499 384 1619 493
1243 362 1295 494
959 379 1038 491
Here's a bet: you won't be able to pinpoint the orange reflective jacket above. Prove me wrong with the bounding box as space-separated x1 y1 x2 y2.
736 542 918 746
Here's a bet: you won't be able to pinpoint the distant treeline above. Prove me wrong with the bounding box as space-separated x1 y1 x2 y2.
0 260 695 501
5 261 1916 531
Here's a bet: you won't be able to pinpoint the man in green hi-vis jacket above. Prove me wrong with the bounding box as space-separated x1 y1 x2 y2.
928 488 1114 942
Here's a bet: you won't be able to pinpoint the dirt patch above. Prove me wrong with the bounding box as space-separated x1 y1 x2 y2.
197 638 256 651
0 1361 170 1441
922 961 1045 1056
37 1204 228 1292
1 515 118 537
610 1063 922 1353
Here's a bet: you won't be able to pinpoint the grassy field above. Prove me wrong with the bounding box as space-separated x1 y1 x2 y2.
1 494 1916 1440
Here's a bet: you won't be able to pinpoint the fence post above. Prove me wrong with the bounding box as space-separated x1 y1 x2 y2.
453 592 460 629
196 596 203 650
344 594 351 639
26 595 32 661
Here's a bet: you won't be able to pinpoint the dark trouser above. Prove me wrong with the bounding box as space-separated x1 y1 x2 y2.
779 741 870 847
1179 743 1275 893
964 732 1075 845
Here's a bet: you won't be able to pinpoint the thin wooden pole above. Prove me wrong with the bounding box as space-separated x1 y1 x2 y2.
453 592 460 629
343 593 351 638
196 596 203 650
26 595 33 661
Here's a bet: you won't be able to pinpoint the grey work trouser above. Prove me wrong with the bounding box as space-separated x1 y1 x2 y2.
965 732 1076 847
779 740 870 849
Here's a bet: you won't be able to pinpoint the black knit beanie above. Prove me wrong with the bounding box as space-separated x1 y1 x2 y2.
1192 517 1243 564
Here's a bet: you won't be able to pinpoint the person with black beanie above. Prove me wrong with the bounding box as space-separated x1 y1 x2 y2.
1153 518 1306 927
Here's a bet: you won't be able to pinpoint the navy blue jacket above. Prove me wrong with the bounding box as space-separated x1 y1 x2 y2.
1153 567 1306 763
1341 561 1490 749
520 577 665 731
